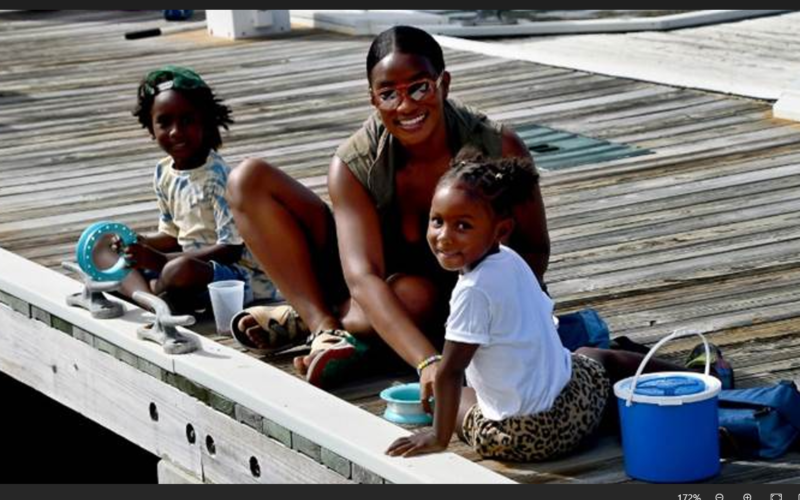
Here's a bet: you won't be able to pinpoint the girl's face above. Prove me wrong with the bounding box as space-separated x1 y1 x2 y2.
427 182 513 273
151 89 208 169
369 52 450 147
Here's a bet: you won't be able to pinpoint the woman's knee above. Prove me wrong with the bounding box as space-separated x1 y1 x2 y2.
226 158 280 211
387 274 441 325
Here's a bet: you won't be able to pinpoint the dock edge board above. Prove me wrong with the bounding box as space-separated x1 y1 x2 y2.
0 247 512 484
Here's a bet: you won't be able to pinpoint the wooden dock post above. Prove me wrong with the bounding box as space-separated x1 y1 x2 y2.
774 80 800 122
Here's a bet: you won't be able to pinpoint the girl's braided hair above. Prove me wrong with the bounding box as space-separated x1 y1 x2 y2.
439 146 539 217
133 66 233 151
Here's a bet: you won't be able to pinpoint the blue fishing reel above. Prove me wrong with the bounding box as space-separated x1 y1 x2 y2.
76 221 138 282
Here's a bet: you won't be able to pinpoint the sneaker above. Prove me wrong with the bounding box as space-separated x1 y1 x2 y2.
304 330 369 389
686 342 735 390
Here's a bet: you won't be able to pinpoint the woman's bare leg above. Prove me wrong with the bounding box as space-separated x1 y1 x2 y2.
227 158 343 334
294 274 450 373
340 274 445 338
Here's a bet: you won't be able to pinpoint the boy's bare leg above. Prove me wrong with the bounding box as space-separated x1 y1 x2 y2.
152 255 213 295
150 256 214 313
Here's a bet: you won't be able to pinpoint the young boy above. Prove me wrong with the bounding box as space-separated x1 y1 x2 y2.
114 65 276 314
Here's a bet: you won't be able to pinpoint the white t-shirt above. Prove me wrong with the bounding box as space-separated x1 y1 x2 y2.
445 245 572 421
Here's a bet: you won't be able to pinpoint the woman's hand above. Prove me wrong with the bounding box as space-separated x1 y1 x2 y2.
419 361 439 415
386 429 447 458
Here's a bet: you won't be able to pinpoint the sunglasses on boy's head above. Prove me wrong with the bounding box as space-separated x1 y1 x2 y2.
371 75 443 111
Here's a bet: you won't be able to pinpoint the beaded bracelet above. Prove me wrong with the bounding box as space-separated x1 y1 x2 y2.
416 354 443 376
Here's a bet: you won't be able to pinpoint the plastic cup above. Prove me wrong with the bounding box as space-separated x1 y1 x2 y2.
208 280 245 335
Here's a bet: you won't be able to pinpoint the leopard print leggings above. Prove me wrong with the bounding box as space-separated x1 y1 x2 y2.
462 353 610 462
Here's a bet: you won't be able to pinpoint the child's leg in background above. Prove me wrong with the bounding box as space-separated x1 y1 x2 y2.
575 346 684 386
576 346 686 433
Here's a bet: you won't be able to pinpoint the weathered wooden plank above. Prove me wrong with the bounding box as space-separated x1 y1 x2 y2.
551 211 800 280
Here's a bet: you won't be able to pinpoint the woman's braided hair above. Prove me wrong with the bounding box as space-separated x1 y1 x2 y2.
439 146 539 217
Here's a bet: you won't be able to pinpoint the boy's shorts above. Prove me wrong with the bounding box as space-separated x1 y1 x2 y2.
461 353 610 462
141 261 253 305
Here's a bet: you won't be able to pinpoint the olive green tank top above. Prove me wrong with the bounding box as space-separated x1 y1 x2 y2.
335 99 505 213
334 99 505 278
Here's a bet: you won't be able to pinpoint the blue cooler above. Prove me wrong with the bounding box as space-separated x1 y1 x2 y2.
613 331 722 483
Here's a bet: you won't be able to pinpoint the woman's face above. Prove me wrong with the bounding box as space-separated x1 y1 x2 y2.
369 52 449 147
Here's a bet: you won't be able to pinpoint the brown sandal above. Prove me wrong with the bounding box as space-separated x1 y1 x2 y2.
231 305 310 356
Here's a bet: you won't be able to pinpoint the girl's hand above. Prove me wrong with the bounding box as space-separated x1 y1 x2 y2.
386 429 447 458
419 362 439 415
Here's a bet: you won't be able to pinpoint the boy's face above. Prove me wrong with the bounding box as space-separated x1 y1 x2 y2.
150 89 207 169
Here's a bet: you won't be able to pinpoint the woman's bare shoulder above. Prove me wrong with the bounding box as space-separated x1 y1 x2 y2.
500 126 530 159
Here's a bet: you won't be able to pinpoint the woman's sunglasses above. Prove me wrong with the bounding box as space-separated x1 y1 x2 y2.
371 75 443 111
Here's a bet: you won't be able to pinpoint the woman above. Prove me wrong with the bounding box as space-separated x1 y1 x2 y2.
226 26 549 403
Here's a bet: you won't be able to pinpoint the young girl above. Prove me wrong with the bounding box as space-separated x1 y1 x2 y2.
112 65 275 313
386 154 683 462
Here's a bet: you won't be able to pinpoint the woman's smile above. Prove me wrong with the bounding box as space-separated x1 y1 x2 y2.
396 111 429 131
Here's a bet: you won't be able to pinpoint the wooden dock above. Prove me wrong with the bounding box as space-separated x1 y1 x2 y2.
2 10 800 483
482 11 800 100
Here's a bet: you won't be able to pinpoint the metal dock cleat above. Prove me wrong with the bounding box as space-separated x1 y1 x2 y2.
62 261 125 319
133 291 200 355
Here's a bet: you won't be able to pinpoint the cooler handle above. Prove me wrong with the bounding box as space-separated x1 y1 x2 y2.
625 329 710 408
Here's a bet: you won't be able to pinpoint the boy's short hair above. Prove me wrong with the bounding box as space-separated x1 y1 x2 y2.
133 65 233 151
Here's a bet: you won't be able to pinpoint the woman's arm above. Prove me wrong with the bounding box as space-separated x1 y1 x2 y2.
501 127 551 284
386 340 478 457
328 157 438 367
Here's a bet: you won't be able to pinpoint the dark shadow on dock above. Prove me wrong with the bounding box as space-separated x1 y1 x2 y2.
0 372 158 483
